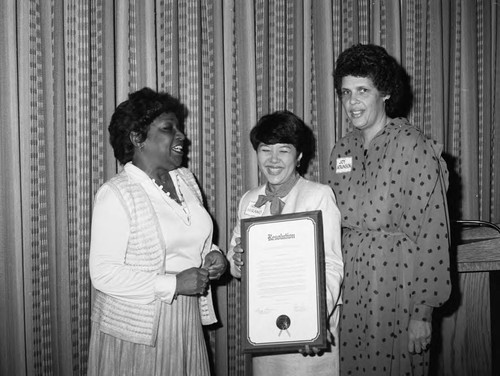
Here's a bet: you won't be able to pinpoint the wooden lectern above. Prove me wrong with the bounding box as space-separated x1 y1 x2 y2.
432 221 500 376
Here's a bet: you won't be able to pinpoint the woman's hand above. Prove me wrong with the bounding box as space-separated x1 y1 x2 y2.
298 345 322 356
231 238 244 278
202 251 227 280
175 267 209 296
408 319 431 354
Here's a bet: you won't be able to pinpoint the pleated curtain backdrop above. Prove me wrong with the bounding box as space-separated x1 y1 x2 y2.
1 1 499 376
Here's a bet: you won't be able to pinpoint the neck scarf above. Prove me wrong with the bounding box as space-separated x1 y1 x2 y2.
254 173 300 215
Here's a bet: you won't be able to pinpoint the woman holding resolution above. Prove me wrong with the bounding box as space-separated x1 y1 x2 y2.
228 110 343 376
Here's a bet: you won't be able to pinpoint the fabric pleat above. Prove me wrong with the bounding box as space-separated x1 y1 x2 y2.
66 1 94 373
87 295 210 376
28 0 52 373
227 8 245 371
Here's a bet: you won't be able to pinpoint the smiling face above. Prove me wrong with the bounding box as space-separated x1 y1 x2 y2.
340 75 389 139
257 143 301 189
141 112 185 171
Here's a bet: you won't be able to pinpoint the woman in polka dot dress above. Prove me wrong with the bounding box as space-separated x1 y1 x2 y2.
328 44 451 376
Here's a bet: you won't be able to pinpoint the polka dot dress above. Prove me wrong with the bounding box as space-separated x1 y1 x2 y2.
328 118 451 376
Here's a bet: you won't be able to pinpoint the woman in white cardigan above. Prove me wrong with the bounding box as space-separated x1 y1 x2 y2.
87 88 226 376
227 110 344 376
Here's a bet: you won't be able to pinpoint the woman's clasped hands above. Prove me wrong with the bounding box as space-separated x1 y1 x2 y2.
203 250 227 280
175 251 226 296
175 267 210 296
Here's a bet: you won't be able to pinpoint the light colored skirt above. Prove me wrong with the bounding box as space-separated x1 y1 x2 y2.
252 327 340 376
87 295 210 376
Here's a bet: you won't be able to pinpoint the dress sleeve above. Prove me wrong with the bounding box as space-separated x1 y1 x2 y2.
89 184 177 304
400 134 451 321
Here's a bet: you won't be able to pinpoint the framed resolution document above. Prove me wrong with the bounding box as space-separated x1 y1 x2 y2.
241 210 327 354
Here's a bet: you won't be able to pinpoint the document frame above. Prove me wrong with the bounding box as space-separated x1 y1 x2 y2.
240 210 327 354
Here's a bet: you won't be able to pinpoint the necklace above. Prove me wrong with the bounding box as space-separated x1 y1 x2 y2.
151 173 191 225
174 173 191 221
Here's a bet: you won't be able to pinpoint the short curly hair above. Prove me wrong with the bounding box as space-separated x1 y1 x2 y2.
108 87 188 164
250 110 316 175
333 44 413 118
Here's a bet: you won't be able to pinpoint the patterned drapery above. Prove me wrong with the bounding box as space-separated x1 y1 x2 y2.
1 1 499 375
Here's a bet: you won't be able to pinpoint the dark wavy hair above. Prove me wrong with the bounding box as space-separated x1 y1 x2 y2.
108 87 188 164
333 44 413 118
250 110 316 175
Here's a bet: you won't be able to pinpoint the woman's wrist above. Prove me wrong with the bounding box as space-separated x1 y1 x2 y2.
410 303 433 322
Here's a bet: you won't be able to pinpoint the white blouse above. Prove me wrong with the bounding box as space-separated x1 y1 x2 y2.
89 163 213 305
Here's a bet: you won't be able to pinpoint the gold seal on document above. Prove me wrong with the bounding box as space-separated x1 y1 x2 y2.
276 314 291 330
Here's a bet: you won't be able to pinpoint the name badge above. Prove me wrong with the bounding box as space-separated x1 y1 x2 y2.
244 201 265 217
336 157 352 173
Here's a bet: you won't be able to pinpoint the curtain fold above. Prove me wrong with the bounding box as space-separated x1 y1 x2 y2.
1 1 499 375
459 0 480 219
492 1 500 221
312 0 337 182
1 0 28 374
46 0 72 373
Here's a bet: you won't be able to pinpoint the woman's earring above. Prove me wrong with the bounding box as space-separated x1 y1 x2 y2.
139 143 144 151
296 160 301 168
